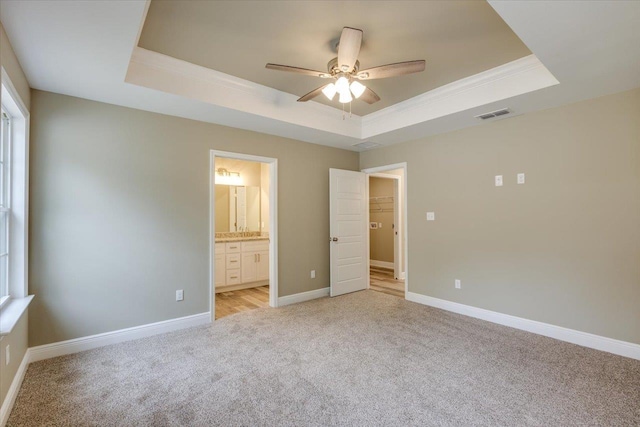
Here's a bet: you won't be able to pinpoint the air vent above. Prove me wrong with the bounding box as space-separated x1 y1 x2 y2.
475 108 511 120
353 141 382 150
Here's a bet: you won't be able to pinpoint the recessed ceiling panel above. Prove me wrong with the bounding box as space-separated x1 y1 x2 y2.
139 1 532 116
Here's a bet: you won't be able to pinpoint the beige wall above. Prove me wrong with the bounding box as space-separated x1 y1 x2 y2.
0 313 28 407
369 177 395 263
0 21 30 410
214 185 230 232
28 90 359 346
361 88 640 344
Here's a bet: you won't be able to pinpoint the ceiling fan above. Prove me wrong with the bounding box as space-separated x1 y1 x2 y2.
265 27 425 105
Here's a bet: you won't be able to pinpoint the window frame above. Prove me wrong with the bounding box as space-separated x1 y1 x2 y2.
0 109 11 307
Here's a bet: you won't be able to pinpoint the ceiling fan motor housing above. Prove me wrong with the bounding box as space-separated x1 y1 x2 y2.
328 57 359 76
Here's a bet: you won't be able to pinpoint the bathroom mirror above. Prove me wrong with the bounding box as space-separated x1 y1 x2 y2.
215 185 261 232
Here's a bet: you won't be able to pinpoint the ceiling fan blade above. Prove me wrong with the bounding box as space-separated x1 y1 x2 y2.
359 87 381 104
265 63 327 78
337 27 363 73
297 85 330 102
357 60 425 80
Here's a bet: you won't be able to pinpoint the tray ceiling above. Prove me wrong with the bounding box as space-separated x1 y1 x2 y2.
138 0 531 116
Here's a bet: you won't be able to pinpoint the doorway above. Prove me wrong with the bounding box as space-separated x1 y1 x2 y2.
210 151 278 321
363 164 408 298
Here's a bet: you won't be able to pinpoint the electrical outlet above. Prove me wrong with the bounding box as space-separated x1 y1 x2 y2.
426 212 435 221
455 279 461 289
5 344 10 365
176 290 184 301
517 173 525 184
310 270 316 279
495 175 503 187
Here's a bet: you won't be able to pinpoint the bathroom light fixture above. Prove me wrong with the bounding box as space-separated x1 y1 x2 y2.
215 168 242 186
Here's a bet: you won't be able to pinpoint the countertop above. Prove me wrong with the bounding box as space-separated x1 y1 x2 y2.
215 237 270 243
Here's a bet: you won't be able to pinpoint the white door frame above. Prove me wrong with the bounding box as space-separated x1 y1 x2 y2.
368 172 402 279
362 163 409 297
209 150 279 321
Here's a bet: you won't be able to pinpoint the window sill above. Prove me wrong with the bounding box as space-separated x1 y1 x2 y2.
0 295 33 335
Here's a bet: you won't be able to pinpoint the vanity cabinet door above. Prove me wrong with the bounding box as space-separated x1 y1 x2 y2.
241 252 257 283
256 251 269 281
214 254 225 287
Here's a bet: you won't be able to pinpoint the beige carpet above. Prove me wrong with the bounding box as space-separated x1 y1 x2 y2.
8 291 640 426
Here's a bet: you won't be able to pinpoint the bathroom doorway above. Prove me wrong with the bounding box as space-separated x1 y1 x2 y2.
210 151 278 320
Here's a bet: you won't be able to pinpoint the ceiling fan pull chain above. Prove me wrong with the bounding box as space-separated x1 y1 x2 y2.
342 102 345 120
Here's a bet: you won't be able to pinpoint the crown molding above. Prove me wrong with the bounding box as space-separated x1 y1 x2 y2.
126 49 558 145
361 54 559 138
126 47 362 138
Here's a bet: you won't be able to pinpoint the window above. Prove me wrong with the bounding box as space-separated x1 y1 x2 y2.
0 109 9 305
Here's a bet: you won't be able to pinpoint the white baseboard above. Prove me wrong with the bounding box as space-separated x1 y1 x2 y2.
0 348 30 427
29 312 211 363
278 287 329 307
370 260 394 270
406 292 640 360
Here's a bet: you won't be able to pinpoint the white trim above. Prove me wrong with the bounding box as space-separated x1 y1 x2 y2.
28 312 210 363
127 48 362 139
210 150 279 317
1 68 30 299
278 287 330 307
362 163 409 298
0 295 33 336
406 292 640 361
361 54 558 138
0 347 29 427
370 260 394 270
126 48 557 146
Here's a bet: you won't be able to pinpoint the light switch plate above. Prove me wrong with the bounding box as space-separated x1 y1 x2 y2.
310 270 316 279
426 212 435 221
378 223 382 228
517 173 525 184
495 175 503 187
455 279 461 289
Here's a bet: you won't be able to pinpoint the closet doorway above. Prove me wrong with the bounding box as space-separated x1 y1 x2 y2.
366 168 406 298
209 151 278 320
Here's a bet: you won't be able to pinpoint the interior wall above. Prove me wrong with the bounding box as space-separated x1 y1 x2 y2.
28 90 359 347
214 185 230 232
260 163 269 233
0 21 30 410
361 87 640 345
369 177 394 264
214 158 261 187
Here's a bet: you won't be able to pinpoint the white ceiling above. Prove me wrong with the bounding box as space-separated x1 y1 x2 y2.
1 1 639 152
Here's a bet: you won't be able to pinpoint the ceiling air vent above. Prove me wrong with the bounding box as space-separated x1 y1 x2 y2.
475 108 511 120
353 141 382 150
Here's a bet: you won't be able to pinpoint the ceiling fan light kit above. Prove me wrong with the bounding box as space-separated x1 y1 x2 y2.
265 26 426 116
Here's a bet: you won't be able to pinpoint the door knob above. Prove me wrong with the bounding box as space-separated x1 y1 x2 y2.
331 237 339 242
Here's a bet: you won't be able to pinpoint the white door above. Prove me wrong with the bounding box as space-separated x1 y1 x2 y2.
330 169 368 297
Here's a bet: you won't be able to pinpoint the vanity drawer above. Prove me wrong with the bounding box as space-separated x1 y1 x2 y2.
214 242 226 254
241 240 269 252
226 253 241 269
226 269 241 285
226 242 241 253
